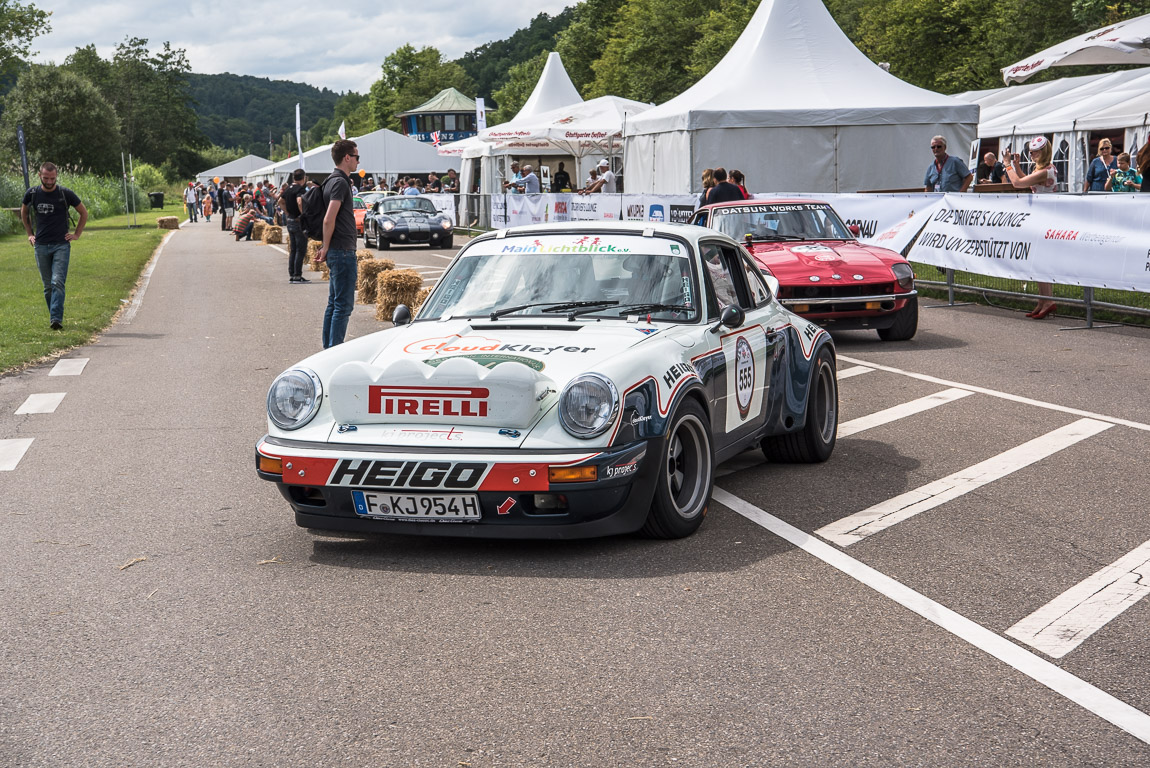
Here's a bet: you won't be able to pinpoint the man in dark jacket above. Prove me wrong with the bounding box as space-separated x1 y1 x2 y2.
20 162 89 330
706 167 747 204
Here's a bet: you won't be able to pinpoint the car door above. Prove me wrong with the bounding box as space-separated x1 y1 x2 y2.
691 240 779 454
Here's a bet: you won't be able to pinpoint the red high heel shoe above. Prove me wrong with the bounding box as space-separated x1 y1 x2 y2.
1030 304 1057 319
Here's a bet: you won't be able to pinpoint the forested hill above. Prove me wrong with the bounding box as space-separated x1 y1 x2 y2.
187 72 341 154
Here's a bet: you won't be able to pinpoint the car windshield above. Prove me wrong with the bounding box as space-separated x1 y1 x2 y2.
380 197 438 215
419 234 699 323
353 197 365 210
711 203 853 241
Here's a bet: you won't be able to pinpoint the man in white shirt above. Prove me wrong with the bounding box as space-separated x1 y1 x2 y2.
183 183 198 222
581 159 616 194
520 164 541 194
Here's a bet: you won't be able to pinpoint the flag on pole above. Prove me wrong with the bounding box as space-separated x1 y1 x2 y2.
476 98 487 131
338 121 347 140
296 104 305 171
431 131 441 147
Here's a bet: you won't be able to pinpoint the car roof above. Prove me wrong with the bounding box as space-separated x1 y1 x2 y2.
483 220 735 247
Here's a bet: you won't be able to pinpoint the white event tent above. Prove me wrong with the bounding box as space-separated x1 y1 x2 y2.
622 0 979 193
953 67 1150 191
247 128 457 185
443 52 584 194
196 154 270 184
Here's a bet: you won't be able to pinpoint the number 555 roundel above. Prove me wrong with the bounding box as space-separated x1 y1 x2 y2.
256 221 838 539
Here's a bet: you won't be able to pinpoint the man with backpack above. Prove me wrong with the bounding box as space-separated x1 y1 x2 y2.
20 162 89 330
278 169 310 284
312 139 360 348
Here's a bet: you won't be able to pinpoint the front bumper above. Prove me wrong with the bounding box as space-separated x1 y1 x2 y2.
381 226 452 245
255 436 660 539
781 290 916 329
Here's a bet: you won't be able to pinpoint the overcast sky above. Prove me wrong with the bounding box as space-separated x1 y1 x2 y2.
31 1 574 93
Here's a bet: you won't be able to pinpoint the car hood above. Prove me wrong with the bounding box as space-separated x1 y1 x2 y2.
308 318 660 449
750 240 896 282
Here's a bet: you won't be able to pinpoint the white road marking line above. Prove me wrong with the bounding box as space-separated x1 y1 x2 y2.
713 487 1150 745
1007 540 1150 659
838 388 973 438
391 262 445 272
15 393 66 415
123 230 176 324
0 439 34 471
269 245 288 255
817 418 1114 546
48 358 88 376
836 365 874 380
839 354 1150 433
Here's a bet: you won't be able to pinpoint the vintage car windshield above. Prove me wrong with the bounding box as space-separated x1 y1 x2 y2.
379 197 438 215
712 203 853 241
419 234 699 323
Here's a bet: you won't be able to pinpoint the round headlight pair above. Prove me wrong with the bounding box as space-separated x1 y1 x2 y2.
559 374 619 438
267 369 322 430
891 262 914 290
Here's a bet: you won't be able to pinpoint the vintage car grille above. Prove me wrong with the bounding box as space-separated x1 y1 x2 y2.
780 282 895 300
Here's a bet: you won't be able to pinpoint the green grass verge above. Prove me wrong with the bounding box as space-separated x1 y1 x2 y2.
0 203 179 373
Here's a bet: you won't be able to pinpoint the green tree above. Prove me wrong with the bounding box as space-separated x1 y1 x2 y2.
587 0 712 103
490 52 547 123
1071 0 1150 27
368 45 475 132
687 0 757 81
0 0 50 76
554 0 627 94
0 64 120 173
457 9 575 99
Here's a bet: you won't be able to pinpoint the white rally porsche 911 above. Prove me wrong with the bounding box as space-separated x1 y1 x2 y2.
256 221 838 539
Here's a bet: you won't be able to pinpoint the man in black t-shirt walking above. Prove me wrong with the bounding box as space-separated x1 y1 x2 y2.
20 162 89 330
278 168 310 284
316 139 360 348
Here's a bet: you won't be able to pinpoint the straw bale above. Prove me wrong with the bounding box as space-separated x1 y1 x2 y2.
251 221 267 241
319 261 330 281
261 225 283 244
157 216 180 230
375 269 424 321
356 258 396 304
412 287 432 314
356 249 374 262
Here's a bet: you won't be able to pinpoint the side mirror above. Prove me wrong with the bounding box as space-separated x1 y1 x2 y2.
848 224 861 237
762 273 781 300
712 304 745 333
392 304 411 326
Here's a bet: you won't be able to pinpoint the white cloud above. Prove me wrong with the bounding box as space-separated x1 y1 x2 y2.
32 0 574 93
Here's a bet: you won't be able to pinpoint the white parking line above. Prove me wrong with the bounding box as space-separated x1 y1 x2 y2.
123 230 175 324
838 355 1150 433
816 418 1114 546
49 358 88 376
713 487 1150 746
270 245 288 255
15 393 66 415
1007 540 1150 659
836 365 874 380
838 388 973 438
0 439 34 471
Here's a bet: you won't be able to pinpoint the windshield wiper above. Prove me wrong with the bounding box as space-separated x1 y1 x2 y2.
489 300 617 320
754 234 805 242
614 302 692 317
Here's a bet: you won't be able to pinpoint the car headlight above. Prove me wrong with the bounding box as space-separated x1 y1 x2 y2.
440 219 452 230
382 220 395 231
891 262 914 290
267 368 322 430
559 373 619 438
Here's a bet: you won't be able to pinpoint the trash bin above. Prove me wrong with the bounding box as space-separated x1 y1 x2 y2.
148 192 164 209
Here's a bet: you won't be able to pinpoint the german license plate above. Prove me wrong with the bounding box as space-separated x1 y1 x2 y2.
351 491 481 521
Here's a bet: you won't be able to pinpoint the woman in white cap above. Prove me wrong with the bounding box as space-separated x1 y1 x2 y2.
1003 135 1057 319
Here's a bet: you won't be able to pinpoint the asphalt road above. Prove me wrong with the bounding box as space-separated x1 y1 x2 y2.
1 221 1148 767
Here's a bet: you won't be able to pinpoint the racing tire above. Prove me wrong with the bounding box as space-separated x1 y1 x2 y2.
375 234 389 251
761 347 837 463
364 229 374 248
435 237 453 250
642 399 713 539
877 296 918 341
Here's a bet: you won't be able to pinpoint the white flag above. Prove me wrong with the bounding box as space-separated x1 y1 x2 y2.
476 98 486 131
295 103 304 171
338 121 346 140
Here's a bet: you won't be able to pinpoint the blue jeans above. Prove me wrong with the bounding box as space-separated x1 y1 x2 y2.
35 242 70 324
322 249 357 348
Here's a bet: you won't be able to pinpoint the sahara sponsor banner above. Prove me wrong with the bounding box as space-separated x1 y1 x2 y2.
424 193 457 224
908 194 1150 291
